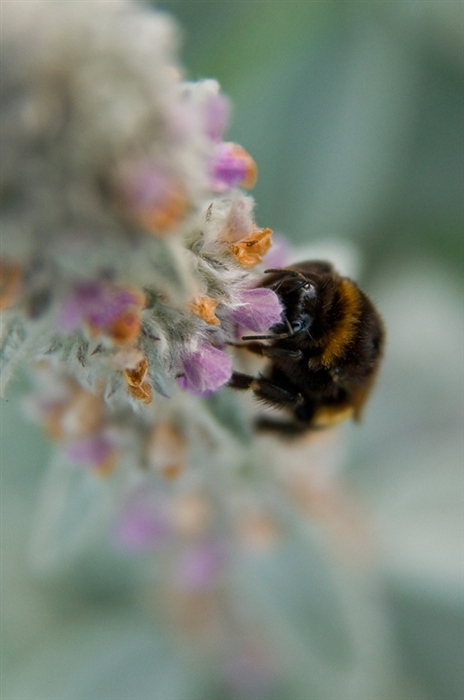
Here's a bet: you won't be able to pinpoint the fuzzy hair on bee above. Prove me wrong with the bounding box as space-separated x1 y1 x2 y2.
229 260 385 435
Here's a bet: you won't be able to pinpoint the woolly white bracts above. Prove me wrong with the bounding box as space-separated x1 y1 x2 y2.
0 0 281 407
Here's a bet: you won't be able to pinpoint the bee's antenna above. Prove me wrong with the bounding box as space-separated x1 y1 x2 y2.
242 315 294 341
264 268 307 281
241 333 275 341
264 269 315 295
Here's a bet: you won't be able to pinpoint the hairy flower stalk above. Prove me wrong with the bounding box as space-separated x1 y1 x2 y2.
1 0 285 611
1 1 282 405
1 3 393 696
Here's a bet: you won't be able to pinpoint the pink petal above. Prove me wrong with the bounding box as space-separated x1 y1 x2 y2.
60 281 141 332
231 288 283 332
176 541 224 590
209 142 257 191
204 93 230 141
123 163 173 209
178 344 232 396
65 434 113 467
112 493 169 553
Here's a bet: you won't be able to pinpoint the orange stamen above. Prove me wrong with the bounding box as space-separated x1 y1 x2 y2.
124 356 152 404
108 308 142 346
137 186 189 235
189 296 220 326
94 451 117 477
147 421 186 478
226 143 258 189
229 227 273 268
0 259 22 310
127 381 152 404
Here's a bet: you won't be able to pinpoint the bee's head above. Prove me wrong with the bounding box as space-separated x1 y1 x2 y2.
262 266 324 338
242 261 339 343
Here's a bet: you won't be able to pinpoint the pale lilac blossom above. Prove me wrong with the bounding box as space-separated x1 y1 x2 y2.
59 281 142 333
176 540 225 590
112 492 170 553
204 93 230 141
65 434 114 469
120 162 184 214
177 344 232 396
230 288 283 332
210 142 257 191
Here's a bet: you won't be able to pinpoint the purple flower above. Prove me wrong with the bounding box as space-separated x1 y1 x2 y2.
177 344 232 396
231 288 283 333
65 433 113 468
119 161 188 233
112 492 169 553
204 93 230 141
176 540 224 590
60 281 142 333
210 142 257 191
123 163 173 210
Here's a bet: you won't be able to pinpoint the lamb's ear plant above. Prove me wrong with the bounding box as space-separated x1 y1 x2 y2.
1 0 283 477
1 3 396 698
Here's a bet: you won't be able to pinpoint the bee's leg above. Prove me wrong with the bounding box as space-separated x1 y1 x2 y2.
265 347 303 361
251 375 303 407
228 371 256 390
228 372 301 406
255 416 309 436
228 374 316 436
256 397 324 436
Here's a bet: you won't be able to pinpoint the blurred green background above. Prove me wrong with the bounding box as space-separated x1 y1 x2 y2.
158 0 463 275
155 9 463 696
2 2 463 699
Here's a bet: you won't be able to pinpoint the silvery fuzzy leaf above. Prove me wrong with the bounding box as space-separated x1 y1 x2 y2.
1 610 208 700
29 453 117 573
231 537 397 700
1 316 56 395
0 317 27 394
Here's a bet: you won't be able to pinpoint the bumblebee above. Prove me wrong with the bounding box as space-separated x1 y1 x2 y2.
229 260 384 435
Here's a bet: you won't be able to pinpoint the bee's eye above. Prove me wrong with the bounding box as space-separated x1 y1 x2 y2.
302 282 316 296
